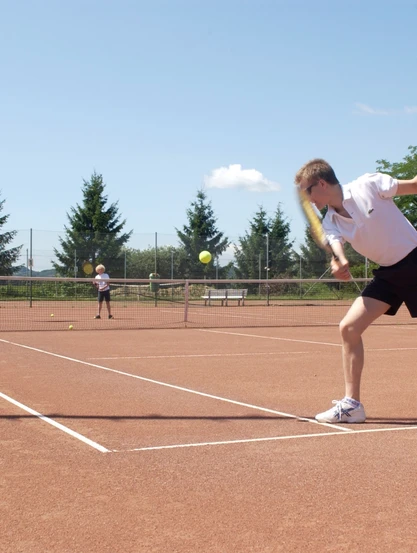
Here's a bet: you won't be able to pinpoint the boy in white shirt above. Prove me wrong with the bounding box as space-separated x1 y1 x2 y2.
295 158 417 423
94 264 113 320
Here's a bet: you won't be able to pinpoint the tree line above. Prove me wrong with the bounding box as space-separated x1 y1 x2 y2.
1 146 416 279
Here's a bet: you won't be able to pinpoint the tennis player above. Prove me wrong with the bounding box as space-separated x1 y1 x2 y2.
94 264 113 319
295 159 417 423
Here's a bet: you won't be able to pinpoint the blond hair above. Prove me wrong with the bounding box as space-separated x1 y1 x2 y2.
95 264 105 272
295 158 339 186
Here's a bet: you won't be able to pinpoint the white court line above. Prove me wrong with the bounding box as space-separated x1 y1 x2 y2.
89 347 417 361
0 391 109 452
196 328 341 347
196 329 417 353
368 347 417 351
88 351 313 360
0 338 350 434
112 424 417 452
197 329 417 352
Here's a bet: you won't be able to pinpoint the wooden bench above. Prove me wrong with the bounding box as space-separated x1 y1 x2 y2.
202 288 248 306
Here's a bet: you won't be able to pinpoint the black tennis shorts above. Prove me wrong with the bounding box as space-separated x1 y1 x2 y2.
362 247 417 317
98 289 111 303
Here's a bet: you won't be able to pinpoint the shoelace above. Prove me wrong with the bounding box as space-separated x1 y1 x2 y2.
331 399 355 420
331 400 343 419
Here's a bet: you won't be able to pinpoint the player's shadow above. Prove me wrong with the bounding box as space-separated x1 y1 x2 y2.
2 413 289 421
2 414 417 425
297 416 417 426
360 417 417 425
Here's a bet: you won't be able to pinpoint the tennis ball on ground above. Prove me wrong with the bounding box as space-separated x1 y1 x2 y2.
50 313 54 318
68 325 73 330
199 250 212 264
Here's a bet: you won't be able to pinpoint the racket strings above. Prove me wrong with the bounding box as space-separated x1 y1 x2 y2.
298 190 328 248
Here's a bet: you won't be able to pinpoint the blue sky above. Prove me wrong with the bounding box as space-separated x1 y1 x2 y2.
1 0 416 270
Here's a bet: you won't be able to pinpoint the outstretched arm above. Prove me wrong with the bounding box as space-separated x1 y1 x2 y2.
396 176 417 196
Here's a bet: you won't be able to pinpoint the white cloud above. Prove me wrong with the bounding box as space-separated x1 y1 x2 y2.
354 102 417 115
353 103 392 115
204 164 280 192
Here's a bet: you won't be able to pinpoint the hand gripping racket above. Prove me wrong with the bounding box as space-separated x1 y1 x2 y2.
297 187 362 291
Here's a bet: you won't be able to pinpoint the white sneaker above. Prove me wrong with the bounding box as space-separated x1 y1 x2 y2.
315 399 366 424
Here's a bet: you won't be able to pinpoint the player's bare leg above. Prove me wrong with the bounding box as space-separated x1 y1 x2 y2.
95 301 103 319
315 295 391 423
339 296 390 401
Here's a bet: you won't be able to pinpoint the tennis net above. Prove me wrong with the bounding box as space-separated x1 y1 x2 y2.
0 276 415 332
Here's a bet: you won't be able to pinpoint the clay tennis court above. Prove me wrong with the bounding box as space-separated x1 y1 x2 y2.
1 322 417 552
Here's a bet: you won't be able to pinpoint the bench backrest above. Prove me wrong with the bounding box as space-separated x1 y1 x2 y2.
206 289 248 297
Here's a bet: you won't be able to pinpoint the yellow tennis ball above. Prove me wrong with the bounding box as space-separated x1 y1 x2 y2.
50 313 54 318
199 250 212 264
68 325 73 330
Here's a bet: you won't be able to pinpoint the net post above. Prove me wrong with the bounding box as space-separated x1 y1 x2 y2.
184 279 189 323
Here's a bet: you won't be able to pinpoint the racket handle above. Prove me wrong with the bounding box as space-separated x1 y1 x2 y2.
330 249 339 262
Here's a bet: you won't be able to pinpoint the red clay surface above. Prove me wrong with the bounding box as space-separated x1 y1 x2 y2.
1 324 417 552
1 300 416 331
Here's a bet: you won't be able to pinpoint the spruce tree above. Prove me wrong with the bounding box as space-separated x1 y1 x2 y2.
0 193 22 275
235 205 295 279
176 190 229 278
268 204 296 277
53 172 132 277
298 227 330 278
234 207 270 279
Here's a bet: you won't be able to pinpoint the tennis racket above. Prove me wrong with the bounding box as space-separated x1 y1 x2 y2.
297 187 339 261
297 187 362 291
82 261 94 275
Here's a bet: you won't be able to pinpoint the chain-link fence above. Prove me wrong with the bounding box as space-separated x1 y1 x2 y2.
9 228 371 280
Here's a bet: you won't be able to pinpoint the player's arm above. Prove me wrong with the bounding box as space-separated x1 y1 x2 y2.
328 241 351 281
321 221 351 281
395 175 417 196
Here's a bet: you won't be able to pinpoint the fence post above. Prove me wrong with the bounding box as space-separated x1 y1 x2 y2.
184 280 189 325
29 228 33 308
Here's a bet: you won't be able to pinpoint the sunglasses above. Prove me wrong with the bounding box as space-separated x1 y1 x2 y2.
305 181 319 196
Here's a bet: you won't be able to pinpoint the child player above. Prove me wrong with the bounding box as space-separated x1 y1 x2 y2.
94 264 113 320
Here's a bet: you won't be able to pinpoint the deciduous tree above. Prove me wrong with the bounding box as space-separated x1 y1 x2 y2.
376 145 417 228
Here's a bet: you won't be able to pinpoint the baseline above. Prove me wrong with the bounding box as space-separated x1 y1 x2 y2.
0 391 109 452
112 424 417 453
196 328 341 347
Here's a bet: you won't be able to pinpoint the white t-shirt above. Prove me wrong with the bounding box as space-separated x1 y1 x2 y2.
95 273 110 291
322 173 417 266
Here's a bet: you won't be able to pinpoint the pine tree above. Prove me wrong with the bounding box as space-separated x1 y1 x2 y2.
268 204 296 277
53 172 132 277
234 205 295 279
234 207 269 279
0 193 22 275
176 190 229 278
298 227 330 278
